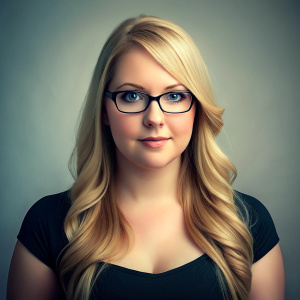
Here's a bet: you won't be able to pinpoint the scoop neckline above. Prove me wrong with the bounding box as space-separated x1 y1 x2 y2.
106 253 208 278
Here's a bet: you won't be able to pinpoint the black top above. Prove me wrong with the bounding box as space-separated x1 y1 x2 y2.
17 190 279 299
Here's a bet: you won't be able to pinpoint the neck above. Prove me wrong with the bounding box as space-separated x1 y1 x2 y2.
115 154 181 209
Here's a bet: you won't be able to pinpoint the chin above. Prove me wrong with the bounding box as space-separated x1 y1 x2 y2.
135 154 181 170
116 149 182 171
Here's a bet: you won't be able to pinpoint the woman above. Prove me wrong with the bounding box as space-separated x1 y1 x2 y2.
7 16 284 300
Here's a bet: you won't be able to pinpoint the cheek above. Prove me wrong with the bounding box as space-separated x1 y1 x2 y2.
169 110 195 137
108 113 140 142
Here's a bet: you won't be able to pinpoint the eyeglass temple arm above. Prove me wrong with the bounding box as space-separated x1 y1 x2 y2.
105 91 113 99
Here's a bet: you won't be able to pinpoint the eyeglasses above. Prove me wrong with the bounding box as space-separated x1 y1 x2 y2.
105 90 194 114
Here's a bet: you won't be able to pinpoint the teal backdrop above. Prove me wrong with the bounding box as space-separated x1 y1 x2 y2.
1 0 299 298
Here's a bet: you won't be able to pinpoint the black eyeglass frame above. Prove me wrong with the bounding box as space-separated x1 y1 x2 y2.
105 90 195 114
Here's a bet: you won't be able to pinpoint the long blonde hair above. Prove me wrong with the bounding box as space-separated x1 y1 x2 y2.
59 15 253 300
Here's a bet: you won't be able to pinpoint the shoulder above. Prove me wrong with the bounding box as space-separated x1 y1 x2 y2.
19 190 71 234
25 190 71 220
234 190 272 222
233 191 279 263
17 190 71 271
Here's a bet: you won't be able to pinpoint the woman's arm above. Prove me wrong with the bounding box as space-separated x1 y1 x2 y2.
249 243 285 300
7 241 60 300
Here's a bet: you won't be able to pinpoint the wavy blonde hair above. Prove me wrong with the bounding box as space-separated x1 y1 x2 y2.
59 15 253 300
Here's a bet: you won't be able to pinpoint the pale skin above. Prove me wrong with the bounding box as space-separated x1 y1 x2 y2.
7 47 285 299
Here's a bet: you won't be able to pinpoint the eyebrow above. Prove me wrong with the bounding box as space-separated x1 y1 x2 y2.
115 83 186 90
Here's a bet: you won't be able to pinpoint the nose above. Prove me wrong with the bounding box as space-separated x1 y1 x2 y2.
143 100 165 128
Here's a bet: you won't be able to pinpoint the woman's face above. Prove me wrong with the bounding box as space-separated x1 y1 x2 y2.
104 47 196 171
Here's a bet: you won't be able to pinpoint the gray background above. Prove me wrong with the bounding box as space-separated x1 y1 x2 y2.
1 0 299 298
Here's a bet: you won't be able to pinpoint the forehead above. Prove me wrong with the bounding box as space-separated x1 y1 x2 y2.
108 47 182 92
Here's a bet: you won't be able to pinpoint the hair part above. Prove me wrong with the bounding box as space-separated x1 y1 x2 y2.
59 15 253 300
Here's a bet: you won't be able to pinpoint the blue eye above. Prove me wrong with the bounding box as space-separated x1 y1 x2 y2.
166 92 185 102
169 93 180 101
123 91 142 102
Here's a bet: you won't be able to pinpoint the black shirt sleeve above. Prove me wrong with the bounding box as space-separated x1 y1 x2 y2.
17 191 70 273
234 191 280 263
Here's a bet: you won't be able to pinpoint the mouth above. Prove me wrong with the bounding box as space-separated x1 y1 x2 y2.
138 137 170 148
139 136 170 141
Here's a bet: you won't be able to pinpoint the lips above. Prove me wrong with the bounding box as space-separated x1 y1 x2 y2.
140 136 169 141
139 136 170 148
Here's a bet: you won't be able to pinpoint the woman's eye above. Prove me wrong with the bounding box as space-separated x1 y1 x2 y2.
166 93 184 101
124 92 141 101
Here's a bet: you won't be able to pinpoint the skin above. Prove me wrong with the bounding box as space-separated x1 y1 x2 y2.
104 48 196 173
7 46 285 299
7 241 59 300
249 244 285 299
